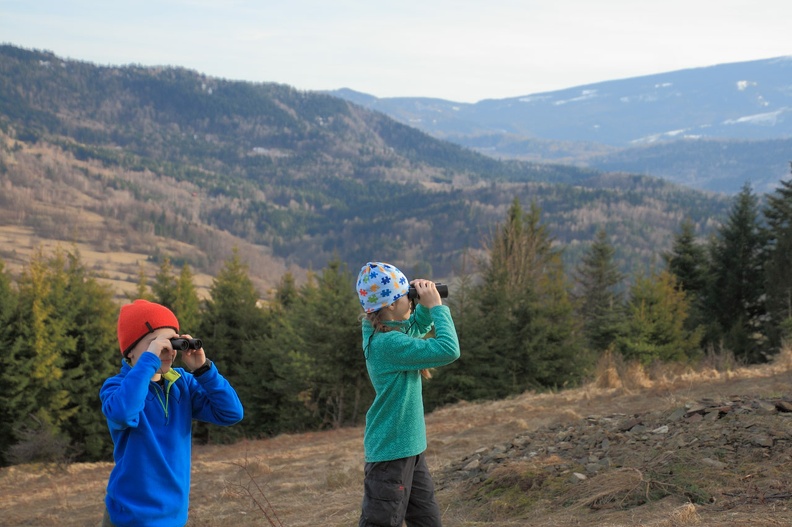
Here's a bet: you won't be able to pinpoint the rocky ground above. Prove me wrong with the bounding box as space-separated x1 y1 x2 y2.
437 393 792 525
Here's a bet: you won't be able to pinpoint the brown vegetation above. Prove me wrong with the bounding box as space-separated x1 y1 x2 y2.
0 132 305 299
3 353 792 526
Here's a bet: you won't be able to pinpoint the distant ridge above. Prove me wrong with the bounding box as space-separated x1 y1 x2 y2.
330 57 792 193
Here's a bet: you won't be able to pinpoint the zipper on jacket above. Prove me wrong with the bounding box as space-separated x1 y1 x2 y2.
152 382 170 423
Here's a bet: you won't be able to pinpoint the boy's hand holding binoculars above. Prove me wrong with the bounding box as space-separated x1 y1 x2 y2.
172 335 206 371
144 334 206 370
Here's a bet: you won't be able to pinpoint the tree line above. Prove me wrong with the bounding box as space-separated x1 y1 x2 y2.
1 172 791 468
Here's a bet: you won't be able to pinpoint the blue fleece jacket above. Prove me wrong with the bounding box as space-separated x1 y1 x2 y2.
100 353 243 527
362 304 460 463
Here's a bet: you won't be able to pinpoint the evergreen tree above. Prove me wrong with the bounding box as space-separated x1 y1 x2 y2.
664 218 710 333
0 260 19 465
173 264 201 334
574 228 625 354
128 264 154 301
423 252 479 410
615 269 701 366
763 169 792 345
52 249 117 461
296 258 370 428
198 249 316 438
274 272 299 309
2 249 73 462
152 258 178 310
706 183 768 362
198 249 265 440
458 199 585 400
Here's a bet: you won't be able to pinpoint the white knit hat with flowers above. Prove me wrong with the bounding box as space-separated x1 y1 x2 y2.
356 262 410 313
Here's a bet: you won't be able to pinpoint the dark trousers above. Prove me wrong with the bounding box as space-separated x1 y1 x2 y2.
358 453 442 527
100 508 116 527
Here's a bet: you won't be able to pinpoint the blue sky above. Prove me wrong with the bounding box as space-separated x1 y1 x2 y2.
2 0 790 103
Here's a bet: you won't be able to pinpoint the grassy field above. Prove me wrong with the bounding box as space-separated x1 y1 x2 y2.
3 353 792 526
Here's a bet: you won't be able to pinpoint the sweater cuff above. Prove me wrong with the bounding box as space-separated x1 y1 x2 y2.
192 359 212 377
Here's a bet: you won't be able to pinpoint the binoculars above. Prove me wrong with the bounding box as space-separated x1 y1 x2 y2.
407 283 449 300
169 337 203 351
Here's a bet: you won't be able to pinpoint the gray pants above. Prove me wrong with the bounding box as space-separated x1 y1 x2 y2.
358 453 442 527
100 508 116 527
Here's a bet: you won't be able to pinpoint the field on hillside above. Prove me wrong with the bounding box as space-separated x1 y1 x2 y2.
3 354 792 527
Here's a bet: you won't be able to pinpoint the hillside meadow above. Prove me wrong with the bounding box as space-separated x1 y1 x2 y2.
3 353 792 527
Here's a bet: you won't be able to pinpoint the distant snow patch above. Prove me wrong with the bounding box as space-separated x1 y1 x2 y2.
518 95 553 103
553 89 598 106
723 108 787 125
631 127 704 144
737 80 757 91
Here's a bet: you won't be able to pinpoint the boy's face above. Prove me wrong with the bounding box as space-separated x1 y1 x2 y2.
126 327 179 372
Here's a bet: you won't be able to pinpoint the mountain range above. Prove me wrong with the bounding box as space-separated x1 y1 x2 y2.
330 56 792 194
0 45 736 291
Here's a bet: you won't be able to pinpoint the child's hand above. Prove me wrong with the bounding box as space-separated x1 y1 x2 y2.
146 335 176 362
411 279 442 309
179 334 207 371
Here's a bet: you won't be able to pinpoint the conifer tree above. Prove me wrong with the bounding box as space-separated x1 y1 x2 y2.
460 199 585 400
275 272 299 309
52 249 117 461
0 260 19 465
152 258 178 309
2 249 74 462
616 269 701 365
423 252 479 410
128 264 154 301
173 263 201 334
574 228 625 354
297 258 370 428
664 218 710 333
706 183 768 362
763 169 792 345
198 249 265 440
198 249 315 438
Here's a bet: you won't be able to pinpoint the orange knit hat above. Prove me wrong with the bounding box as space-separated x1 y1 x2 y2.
117 299 179 356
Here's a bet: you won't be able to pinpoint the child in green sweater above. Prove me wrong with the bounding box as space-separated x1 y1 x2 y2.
356 262 460 527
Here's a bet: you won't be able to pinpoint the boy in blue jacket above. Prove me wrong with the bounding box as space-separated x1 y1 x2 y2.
100 299 244 527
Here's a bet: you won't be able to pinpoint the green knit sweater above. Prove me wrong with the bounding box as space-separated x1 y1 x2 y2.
362 304 460 462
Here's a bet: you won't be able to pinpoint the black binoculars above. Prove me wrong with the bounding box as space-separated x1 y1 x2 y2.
407 283 449 300
170 337 203 351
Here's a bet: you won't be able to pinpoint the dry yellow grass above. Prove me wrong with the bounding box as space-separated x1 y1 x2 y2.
3 354 792 526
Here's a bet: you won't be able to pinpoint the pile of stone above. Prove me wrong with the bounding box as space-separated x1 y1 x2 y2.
438 396 792 488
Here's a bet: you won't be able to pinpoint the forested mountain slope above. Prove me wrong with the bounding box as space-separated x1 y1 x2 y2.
0 45 731 289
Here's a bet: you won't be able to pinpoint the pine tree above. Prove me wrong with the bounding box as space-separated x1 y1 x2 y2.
762 168 792 345
574 228 625 354
52 249 117 461
198 249 265 440
2 249 73 462
423 252 479 410
706 183 768 362
664 218 709 333
616 269 701 365
296 258 370 429
274 272 299 309
0 260 19 465
458 199 585 400
152 257 178 310
128 264 154 301
173 264 201 334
